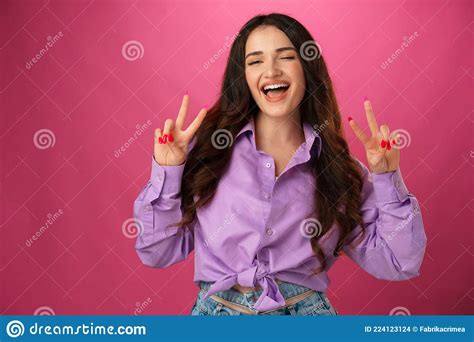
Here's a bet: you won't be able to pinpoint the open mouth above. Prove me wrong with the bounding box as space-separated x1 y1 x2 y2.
261 82 290 101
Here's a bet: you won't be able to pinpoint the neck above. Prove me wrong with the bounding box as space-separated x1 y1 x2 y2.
254 111 305 150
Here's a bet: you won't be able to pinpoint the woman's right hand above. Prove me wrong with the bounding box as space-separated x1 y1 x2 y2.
154 94 208 166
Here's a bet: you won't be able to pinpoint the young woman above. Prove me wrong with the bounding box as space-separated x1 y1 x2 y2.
133 13 427 315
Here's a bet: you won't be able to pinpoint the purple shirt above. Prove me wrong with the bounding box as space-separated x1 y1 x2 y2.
133 115 427 312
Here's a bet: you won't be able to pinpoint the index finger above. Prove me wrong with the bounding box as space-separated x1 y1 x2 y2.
348 118 370 145
364 100 379 136
175 94 189 130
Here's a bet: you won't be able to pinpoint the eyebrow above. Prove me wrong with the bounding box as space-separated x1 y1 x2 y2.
245 47 296 60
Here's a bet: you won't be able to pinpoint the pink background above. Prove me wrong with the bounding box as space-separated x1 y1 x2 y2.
1 0 472 315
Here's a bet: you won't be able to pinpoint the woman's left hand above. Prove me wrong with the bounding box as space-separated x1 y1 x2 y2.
348 99 400 174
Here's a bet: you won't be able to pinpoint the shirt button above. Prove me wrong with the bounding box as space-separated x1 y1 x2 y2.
265 227 273 235
144 205 152 211
265 162 271 168
395 181 401 188
264 193 270 199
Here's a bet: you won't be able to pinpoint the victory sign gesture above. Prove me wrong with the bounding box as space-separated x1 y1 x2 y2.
348 99 400 174
154 94 208 166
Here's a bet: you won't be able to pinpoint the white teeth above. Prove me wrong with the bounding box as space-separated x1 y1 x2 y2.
263 83 290 91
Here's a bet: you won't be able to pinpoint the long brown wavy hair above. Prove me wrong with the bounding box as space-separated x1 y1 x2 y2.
168 13 366 275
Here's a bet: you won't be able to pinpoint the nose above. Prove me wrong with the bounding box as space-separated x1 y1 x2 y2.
263 59 282 78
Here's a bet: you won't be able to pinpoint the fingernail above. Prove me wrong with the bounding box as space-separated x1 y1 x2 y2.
380 140 386 148
162 134 168 143
168 133 174 142
387 141 392 150
158 137 163 144
363 96 368 101
391 139 396 145
347 116 353 122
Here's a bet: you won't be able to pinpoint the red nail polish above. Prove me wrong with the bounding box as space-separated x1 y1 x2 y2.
391 139 396 145
387 141 392 150
381 140 386 148
168 133 174 142
158 137 163 144
347 116 353 122
162 134 168 143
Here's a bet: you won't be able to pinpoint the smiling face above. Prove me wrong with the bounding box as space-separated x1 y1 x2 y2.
244 25 306 119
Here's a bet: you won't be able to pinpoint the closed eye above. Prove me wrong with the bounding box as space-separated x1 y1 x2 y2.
247 56 295 66
248 60 262 66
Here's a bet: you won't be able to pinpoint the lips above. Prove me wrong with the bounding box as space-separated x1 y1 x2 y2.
260 81 290 92
260 82 291 102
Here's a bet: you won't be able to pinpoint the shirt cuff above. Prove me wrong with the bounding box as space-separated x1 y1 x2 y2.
371 168 410 203
150 155 186 197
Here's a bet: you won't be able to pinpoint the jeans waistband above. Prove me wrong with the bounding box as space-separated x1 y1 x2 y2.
198 279 316 304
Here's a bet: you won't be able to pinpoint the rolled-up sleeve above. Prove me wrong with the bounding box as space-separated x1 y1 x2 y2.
342 159 427 280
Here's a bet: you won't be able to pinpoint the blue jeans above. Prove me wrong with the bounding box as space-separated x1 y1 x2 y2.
191 280 338 316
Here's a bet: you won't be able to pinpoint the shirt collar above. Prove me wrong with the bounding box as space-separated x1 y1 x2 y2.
235 115 323 160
